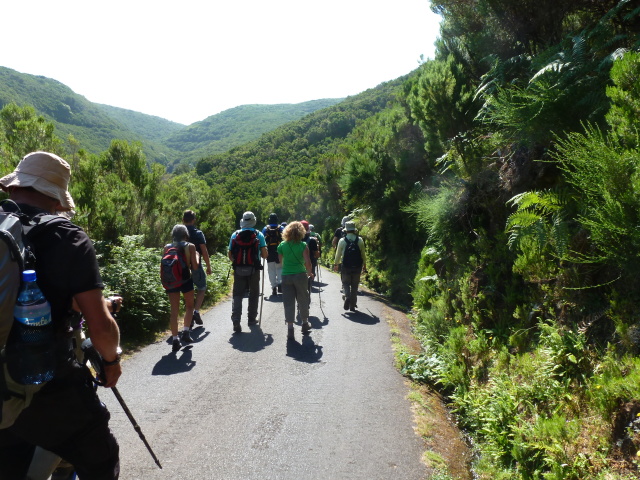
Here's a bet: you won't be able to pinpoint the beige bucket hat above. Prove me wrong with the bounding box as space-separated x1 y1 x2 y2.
0 151 75 212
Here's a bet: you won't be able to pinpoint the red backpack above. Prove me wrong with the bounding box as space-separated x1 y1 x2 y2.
230 229 260 275
160 243 190 290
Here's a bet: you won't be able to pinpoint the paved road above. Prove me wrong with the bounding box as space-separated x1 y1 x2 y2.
100 266 428 479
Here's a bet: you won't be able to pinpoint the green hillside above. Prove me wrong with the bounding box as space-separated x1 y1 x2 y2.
0 66 181 164
195 79 403 226
163 99 344 165
0 66 343 167
96 103 185 141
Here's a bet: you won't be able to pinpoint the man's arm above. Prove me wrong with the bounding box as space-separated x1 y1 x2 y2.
359 237 367 273
199 244 212 275
333 238 344 271
74 289 122 388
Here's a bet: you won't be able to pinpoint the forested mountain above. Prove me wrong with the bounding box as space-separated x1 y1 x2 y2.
195 79 404 230
2 1 640 478
96 103 184 141
163 99 343 165
0 66 341 167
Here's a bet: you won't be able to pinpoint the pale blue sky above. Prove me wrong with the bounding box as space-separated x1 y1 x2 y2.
3 0 441 125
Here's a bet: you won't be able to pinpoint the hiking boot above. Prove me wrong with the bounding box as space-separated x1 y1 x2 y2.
302 322 311 335
233 322 242 333
343 298 350 310
350 307 357 312
193 311 203 325
181 330 193 343
248 319 258 326
272 287 277 296
172 338 182 352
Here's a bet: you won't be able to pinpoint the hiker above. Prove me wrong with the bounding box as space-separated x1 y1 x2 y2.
301 220 319 297
163 224 198 352
228 211 268 333
0 151 121 479
332 215 351 249
262 213 284 296
26 297 123 480
183 209 211 327
277 221 314 340
333 220 367 311
308 223 322 277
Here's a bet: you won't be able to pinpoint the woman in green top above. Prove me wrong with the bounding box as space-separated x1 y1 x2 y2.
277 221 315 340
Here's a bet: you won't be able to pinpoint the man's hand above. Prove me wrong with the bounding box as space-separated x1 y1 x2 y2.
103 363 122 388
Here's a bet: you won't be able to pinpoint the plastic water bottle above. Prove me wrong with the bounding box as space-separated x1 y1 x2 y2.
6 270 55 385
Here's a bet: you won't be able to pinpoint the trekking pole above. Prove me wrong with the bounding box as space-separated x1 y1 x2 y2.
110 385 163 469
258 258 265 326
81 339 162 469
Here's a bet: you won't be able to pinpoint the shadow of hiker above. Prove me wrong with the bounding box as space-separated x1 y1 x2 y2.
343 308 380 325
286 335 323 363
266 293 283 303
308 314 328 329
152 344 196 375
189 326 211 343
228 325 274 353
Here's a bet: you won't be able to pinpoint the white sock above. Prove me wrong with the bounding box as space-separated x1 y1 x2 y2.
173 335 179 341
183 326 189 332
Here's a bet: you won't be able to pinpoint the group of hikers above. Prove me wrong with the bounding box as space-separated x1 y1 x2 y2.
165 208 366 347
0 150 367 479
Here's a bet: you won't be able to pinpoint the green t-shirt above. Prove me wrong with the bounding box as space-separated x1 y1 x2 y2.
277 241 308 276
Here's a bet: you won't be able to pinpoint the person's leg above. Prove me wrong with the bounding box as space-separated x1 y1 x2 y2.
168 292 180 336
293 273 312 334
7 366 120 480
349 269 361 310
294 273 310 320
247 269 261 323
231 273 247 329
275 261 283 291
0 430 35 480
183 290 194 329
26 446 62 480
181 290 195 342
341 270 352 309
281 275 296 338
267 261 277 289
192 266 207 313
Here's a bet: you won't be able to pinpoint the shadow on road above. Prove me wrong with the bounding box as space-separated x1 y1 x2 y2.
343 309 380 325
228 325 274 353
286 335 323 363
308 314 328 329
152 345 196 375
265 293 283 303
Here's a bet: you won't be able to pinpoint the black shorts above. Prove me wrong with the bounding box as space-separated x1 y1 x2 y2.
165 278 194 294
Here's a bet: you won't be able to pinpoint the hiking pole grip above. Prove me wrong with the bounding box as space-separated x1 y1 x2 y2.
111 386 163 469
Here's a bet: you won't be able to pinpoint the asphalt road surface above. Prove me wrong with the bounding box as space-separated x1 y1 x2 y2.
100 266 428 479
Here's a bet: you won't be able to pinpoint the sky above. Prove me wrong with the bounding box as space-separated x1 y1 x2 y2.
2 1 442 125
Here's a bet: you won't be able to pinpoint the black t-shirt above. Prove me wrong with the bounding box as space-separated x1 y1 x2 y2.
186 224 206 265
19 204 103 335
333 227 343 241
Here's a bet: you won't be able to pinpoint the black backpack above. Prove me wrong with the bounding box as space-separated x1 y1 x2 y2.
231 229 260 275
0 200 67 408
342 237 363 269
264 225 282 248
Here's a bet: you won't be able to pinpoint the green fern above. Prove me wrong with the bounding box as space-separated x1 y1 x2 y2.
506 189 571 258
